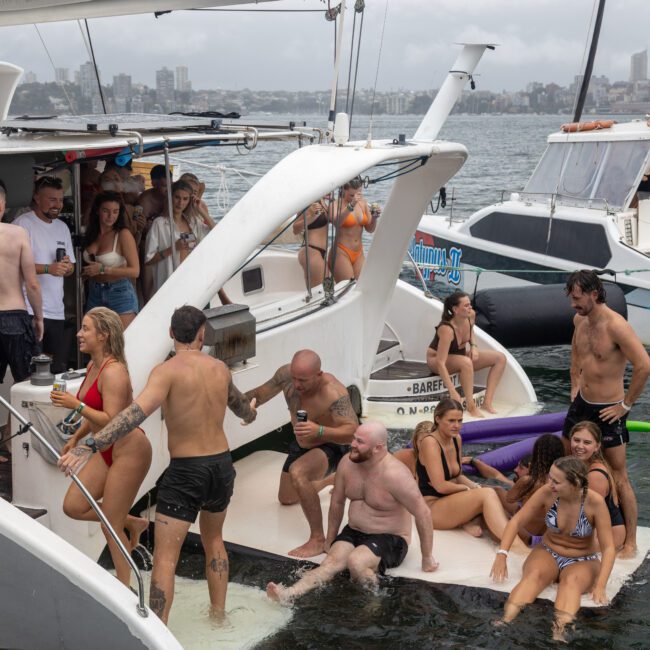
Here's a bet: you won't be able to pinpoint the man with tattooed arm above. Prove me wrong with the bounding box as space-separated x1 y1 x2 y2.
246 349 358 558
58 305 257 623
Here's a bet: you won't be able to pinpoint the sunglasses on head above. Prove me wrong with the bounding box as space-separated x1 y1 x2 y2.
35 176 63 190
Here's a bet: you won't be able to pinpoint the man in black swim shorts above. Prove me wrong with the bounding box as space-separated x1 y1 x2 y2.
70 306 257 623
564 270 650 558
266 422 438 604
247 350 358 558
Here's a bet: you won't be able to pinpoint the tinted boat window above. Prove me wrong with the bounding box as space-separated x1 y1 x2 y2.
469 212 611 266
558 141 604 200
593 141 650 208
524 143 566 196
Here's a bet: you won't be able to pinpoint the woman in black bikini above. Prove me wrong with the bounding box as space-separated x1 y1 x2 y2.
491 456 615 642
412 399 522 543
293 195 332 289
570 421 626 549
426 291 506 417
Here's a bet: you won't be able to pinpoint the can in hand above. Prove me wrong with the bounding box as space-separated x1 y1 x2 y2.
296 409 308 422
53 379 67 393
56 247 66 262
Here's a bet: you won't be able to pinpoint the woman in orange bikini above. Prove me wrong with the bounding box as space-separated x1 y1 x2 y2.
53 307 152 586
426 290 506 417
329 178 381 282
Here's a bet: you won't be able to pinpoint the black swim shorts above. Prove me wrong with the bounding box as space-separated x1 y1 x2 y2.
282 439 349 474
334 524 408 574
0 310 38 383
156 451 236 523
562 392 629 449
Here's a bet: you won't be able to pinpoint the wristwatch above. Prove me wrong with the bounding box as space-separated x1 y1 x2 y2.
84 436 98 453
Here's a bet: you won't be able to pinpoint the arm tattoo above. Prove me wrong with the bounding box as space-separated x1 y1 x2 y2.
93 403 147 450
329 395 358 423
149 579 167 618
209 555 229 579
228 380 256 423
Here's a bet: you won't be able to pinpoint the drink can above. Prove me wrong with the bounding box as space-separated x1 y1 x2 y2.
296 410 308 422
53 379 67 393
370 203 380 217
56 247 66 262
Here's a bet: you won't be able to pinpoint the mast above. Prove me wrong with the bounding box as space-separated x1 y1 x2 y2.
572 0 606 123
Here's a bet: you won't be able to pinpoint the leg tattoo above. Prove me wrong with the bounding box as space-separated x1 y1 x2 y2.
149 580 167 618
209 555 229 579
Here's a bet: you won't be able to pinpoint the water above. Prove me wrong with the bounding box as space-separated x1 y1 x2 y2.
160 114 649 647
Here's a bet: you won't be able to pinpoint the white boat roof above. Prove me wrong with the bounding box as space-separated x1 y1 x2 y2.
548 119 650 143
0 0 277 26
0 112 311 156
168 450 650 606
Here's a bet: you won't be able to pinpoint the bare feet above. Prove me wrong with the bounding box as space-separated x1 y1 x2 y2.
618 543 637 559
467 404 484 418
266 582 291 605
126 516 150 551
209 606 228 624
288 537 326 558
481 403 498 414
462 521 483 537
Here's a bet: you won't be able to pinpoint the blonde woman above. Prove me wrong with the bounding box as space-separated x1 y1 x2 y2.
54 307 152 586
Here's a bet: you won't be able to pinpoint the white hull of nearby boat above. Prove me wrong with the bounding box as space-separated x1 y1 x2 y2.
413 210 650 346
0 498 180 650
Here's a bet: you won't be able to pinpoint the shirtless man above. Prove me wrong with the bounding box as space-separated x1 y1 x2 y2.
562 270 650 558
0 181 44 456
266 422 437 604
58 305 257 623
246 350 358 558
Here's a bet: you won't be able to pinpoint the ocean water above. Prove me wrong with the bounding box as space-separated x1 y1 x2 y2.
166 113 649 648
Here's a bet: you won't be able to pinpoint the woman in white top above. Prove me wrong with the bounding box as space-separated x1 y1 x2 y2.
144 180 208 296
83 192 140 328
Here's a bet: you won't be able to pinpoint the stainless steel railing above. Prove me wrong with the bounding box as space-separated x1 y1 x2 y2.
0 395 148 618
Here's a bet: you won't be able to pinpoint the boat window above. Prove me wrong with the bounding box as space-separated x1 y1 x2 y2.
469 212 611 266
524 143 567 196
592 140 650 208
241 266 264 294
557 141 604 200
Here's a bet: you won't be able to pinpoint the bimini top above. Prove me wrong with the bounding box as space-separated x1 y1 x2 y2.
0 112 315 159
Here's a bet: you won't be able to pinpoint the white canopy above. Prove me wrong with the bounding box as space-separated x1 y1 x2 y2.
0 0 278 26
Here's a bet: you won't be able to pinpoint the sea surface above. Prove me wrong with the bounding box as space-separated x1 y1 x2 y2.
169 113 649 648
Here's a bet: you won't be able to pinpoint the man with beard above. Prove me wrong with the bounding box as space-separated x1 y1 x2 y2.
266 422 437 604
15 176 74 373
562 269 650 558
246 349 358 558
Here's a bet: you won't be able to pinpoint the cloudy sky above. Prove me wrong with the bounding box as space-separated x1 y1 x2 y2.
0 0 646 92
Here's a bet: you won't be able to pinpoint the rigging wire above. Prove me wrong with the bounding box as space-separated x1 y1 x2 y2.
367 0 389 139
570 0 599 120
344 7 358 114
33 25 77 115
348 2 365 131
83 19 107 115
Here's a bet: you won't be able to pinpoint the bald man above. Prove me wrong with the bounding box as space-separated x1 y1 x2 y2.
246 349 358 557
266 422 438 603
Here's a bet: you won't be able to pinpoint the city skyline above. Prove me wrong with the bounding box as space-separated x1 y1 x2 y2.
0 0 647 93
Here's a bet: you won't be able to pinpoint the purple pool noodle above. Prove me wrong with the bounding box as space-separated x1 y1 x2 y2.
463 430 562 475
460 411 567 443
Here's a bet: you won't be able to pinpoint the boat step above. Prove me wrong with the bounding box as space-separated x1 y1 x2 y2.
16 505 48 519
372 339 403 372
366 384 486 403
369 360 461 399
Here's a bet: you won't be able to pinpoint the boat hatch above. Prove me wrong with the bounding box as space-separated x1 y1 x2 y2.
469 211 612 267
524 140 650 209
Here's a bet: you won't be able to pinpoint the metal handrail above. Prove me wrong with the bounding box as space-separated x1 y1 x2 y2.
0 394 148 618
406 249 433 298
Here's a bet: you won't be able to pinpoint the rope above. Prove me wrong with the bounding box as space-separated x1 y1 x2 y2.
348 2 365 131
344 8 357 115
411 263 649 276
33 25 77 115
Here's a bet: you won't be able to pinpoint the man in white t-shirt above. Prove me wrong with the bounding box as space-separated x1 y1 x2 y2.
14 176 75 374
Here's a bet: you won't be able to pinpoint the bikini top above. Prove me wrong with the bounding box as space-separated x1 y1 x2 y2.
85 233 127 268
340 208 370 228
415 434 461 498
545 495 593 538
307 202 329 230
76 358 115 411
429 319 472 356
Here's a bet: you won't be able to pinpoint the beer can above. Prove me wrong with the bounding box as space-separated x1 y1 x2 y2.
56 247 66 262
53 380 67 393
296 410 308 422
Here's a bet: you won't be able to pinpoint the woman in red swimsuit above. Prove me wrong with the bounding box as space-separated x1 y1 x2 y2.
51 307 152 586
329 178 380 282
426 291 506 417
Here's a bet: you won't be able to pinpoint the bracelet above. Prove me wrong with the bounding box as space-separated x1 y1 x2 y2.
317 425 324 439
470 343 478 348
620 400 632 412
74 401 85 415
44 264 49 275
496 549 509 557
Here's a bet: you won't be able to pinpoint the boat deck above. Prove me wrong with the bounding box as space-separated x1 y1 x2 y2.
152 450 650 606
